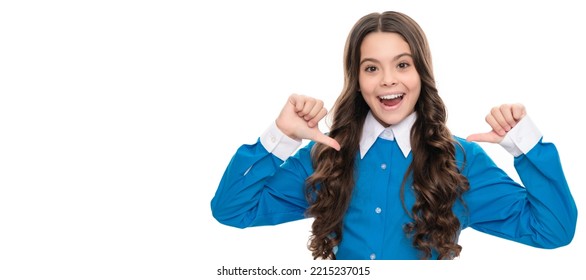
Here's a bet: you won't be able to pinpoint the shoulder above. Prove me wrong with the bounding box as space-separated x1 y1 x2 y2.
451 135 503 176
452 135 490 160
453 136 481 151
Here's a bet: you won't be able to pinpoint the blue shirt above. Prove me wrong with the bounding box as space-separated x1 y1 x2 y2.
211 112 577 260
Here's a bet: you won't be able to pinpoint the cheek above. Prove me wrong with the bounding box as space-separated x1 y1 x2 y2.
406 74 422 90
358 76 377 94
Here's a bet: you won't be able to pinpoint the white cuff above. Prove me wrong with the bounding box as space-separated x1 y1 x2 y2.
499 116 542 157
260 122 302 161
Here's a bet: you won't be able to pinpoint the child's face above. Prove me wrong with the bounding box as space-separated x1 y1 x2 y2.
358 32 421 127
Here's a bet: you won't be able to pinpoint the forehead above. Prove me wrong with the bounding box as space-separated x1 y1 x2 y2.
360 32 411 58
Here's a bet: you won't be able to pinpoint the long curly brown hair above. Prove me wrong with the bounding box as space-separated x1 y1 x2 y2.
305 11 470 260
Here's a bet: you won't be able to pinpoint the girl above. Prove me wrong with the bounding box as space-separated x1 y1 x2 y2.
210 11 577 260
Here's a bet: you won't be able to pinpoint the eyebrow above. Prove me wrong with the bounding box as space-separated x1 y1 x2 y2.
360 53 413 65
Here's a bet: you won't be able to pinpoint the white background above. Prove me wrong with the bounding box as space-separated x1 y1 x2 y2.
1 0 584 279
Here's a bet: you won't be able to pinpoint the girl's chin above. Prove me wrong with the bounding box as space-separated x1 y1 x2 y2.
373 112 408 127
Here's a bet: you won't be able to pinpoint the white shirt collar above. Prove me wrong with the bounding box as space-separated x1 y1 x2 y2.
359 111 416 159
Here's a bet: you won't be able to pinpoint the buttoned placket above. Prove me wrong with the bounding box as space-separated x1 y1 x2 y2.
371 130 395 260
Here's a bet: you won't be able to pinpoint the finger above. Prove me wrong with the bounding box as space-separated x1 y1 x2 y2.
466 131 503 143
485 113 506 136
289 94 305 113
304 99 324 121
490 106 511 133
298 98 316 117
499 104 518 129
313 132 341 151
511 103 526 121
307 107 328 128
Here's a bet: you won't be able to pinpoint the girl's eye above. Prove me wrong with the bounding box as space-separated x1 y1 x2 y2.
364 66 377 72
398 62 410 69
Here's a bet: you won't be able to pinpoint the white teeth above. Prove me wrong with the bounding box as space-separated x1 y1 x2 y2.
379 93 404 100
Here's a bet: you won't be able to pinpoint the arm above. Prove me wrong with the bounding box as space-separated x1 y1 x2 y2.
210 94 340 228
210 123 308 228
464 104 577 248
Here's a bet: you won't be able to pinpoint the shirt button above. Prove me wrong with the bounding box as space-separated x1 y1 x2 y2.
375 207 382 214
380 163 387 170
269 134 276 143
370 253 376 260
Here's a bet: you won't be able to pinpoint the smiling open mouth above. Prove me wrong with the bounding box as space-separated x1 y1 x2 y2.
379 93 404 107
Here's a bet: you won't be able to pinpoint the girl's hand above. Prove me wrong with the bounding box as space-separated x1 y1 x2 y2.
276 94 340 151
466 103 527 143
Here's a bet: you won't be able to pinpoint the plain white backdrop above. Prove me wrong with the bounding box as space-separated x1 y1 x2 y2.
1 0 583 279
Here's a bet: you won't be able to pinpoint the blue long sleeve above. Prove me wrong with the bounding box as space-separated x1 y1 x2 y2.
463 139 577 248
211 140 311 228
